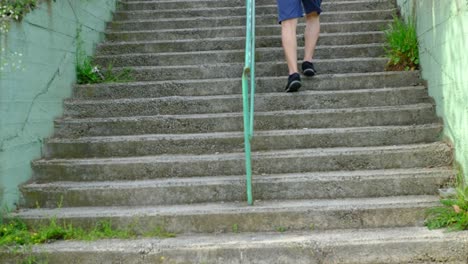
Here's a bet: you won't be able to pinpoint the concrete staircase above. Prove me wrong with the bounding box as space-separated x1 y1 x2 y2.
7 0 468 263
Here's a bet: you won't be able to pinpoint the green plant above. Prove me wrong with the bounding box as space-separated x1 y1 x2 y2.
0 0 38 21
0 0 47 33
0 217 178 247
275 226 287 232
232 223 239 233
75 28 133 84
384 15 419 71
148 226 176 239
76 58 133 84
425 169 468 231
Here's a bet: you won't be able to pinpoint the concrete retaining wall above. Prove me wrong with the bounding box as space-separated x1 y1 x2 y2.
397 0 468 180
0 0 117 211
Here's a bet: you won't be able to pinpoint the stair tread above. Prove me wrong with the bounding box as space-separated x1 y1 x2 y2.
111 9 396 23
10 227 466 249
65 86 424 104
101 31 384 45
14 195 440 218
57 103 434 122
94 43 385 58
23 167 453 189
34 142 449 164
47 124 441 143
106 19 391 33
73 71 420 89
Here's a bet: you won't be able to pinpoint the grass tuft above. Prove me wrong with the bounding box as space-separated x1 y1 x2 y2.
0 218 175 247
384 15 419 71
425 169 468 231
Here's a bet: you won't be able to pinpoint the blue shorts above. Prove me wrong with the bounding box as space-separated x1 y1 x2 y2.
276 0 322 23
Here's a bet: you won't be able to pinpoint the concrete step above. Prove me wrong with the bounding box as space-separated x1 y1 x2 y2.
98 31 385 53
118 0 396 12
64 86 430 118
44 124 443 158
105 20 391 42
111 58 388 82
4 227 466 264
73 71 423 99
114 4 392 20
94 44 385 67
23 168 452 208
13 195 438 233
109 9 395 30
32 143 451 182
53 103 437 137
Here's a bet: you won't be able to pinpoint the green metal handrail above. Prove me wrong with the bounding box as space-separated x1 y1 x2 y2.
242 0 256 205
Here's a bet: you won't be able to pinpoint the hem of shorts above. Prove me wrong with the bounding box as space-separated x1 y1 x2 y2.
278 14 304 24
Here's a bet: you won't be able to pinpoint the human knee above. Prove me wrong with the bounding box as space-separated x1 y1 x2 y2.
281 18 298 26
306 12 319 20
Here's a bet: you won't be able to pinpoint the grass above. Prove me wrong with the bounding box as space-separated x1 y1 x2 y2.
384 15 419 71
231 223 239 233
76 56 133 85
75 28 133 85
275 226 287 232
425 168 468 231
0 218 176 247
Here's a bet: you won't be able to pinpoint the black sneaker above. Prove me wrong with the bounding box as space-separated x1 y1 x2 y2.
285 73 301 93
302 61 317 77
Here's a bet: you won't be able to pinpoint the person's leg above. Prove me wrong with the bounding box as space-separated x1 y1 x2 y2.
281 18 299 75
276 0 304 92
303 12 320 63
301 0 322 76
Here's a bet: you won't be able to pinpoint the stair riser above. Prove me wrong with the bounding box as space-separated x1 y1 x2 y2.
45 125 442 158
119 1 396 12
95 45 384 67
106 21 389 42
112 59 387 82
64 88 428 118
109 11 394 30
3 232 466 264
98 32 384 54
9 237 464 264
73 72 422 99
33 145 451 182
115 6 389 21
18 205 431 234
54 106 436 137
23 173 449 208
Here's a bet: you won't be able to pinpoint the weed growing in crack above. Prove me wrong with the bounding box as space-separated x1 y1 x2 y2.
384 15 419 71
425 167 468 231
75 28 133 84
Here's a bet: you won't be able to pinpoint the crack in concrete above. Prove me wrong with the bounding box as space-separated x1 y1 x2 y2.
0 51 68 152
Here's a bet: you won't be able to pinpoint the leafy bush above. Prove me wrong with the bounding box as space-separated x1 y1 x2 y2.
0 0 39 21
384 16 419 71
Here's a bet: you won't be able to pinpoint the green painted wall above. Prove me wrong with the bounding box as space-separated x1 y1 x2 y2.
0 0 117 211
397 0 468 181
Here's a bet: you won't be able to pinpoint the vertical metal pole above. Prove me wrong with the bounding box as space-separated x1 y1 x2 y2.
243 0 254 206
